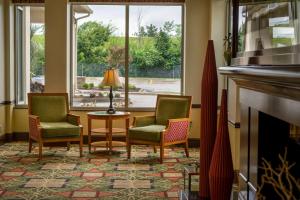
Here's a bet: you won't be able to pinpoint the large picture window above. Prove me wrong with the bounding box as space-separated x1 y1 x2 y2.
71 4 183 109
15 5 45 105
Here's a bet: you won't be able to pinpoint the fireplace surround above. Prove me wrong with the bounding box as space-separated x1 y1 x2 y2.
220 65 300 199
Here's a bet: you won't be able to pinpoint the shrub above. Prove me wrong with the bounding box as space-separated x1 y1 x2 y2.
128 83 136 90
88 83 94 89
98 84 104 89
82 83 89 89
114 92 121 98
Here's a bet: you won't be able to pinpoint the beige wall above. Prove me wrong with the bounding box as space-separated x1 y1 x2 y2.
210 0 240 170
0 106 5 138
210 0 226 105
0 0 5 137
0 0 5 103
44 0 70 93
184 0 211 104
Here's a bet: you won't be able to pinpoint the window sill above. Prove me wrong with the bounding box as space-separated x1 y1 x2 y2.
70 107 155 112
13 104 155 112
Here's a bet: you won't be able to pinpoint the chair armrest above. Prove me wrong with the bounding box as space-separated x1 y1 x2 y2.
164 118 190 142
133 115 156 127
67 114 80 126
29 115 41 140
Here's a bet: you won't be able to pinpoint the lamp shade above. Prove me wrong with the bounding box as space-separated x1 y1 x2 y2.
100 68 122 87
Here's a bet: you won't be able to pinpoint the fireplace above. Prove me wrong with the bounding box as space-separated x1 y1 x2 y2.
219 65 300 199
239 88 300 199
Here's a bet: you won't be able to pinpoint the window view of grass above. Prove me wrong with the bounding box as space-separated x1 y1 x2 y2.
72 5 183 108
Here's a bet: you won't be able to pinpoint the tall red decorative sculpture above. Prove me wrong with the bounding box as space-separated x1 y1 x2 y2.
209 89 234 200
200 40 218 199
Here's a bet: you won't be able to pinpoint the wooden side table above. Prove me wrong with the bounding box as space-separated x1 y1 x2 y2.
87 111 130 154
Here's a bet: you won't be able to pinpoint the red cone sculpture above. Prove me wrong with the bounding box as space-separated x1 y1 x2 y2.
200 40 218 199
209 89 234 200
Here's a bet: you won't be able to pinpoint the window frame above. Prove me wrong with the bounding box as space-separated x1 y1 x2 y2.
70 3 185 111
14 3 45 106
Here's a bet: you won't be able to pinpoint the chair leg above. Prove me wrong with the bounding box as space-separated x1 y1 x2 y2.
28 138 32 153
184 141 189 158
153 146 157 153
67 142 70 151
127 143 131 159
38 142 43 160
160 145 164 164
79 139 83 157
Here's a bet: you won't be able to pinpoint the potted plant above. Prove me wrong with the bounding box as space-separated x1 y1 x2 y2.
223 33 232 66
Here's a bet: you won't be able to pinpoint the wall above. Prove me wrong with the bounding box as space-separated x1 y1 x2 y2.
184 0 211 104
12 0 208 139
44 0 70 93
0 0 5 138
210 0 240 170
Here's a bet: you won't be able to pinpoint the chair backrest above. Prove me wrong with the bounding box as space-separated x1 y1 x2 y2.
155 95 192 125
28 93 69 122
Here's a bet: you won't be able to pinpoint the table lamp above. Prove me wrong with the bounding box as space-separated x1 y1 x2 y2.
100 68 122 114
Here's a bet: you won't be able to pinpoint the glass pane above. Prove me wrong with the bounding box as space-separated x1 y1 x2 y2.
16 7 24 104
30 7 45 93
72 5 126 108
238 1 299 52
128 6 183 108
15 6 45 105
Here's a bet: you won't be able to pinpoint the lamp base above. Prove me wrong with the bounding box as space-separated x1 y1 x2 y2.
106 107 116 114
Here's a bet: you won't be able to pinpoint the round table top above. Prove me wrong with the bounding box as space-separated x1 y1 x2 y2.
87 111 130 117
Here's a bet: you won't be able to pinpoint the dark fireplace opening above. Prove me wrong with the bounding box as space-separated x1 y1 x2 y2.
257 112 300 198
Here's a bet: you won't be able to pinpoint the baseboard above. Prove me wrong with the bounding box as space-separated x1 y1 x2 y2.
2 132 200 148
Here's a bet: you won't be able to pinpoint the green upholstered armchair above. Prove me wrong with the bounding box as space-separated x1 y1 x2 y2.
28 93 83 159
127 95 192 163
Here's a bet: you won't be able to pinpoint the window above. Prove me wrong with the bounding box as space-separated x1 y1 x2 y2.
15 5 45 105
71 4 183 109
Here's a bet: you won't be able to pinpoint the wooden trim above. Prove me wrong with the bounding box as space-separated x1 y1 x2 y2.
0 101 14 105
12 0 44 3
192 104 201 108
69 0 185 3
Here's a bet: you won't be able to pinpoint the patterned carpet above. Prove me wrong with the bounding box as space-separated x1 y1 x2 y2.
0 142 199 200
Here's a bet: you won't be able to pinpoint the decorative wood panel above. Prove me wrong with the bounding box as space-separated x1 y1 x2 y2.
200 40 218 199
209 89 234 200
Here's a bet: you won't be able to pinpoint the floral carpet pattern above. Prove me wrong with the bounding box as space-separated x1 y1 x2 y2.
0 142 199 200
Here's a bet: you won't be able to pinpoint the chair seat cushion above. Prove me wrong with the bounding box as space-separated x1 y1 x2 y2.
40 122 80 138
128 125 166 142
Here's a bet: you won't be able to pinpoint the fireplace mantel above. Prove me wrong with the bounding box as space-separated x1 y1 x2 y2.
219 65 300 200
219 66 300 102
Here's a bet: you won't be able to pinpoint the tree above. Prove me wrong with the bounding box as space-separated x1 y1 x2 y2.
154 29 171 69
146 24 158 37
175 24 182 37
162 21 175 35
77 21 114 65
107 45 126 68
30 25 45 77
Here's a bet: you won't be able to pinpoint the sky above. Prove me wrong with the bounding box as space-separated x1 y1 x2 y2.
75 5 182 36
